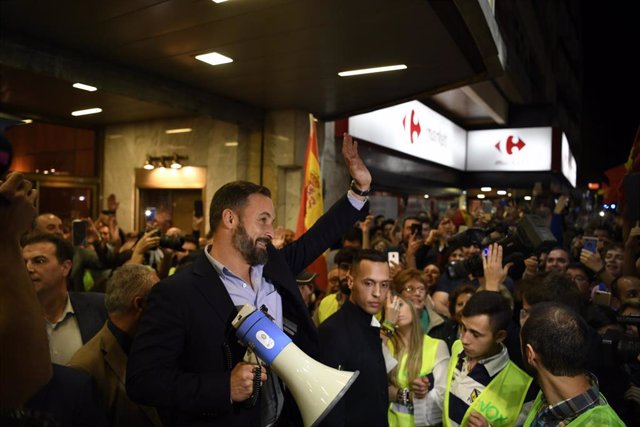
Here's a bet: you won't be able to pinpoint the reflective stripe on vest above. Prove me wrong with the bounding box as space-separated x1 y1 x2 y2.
443 340 533 427
523 391 625 427
388 335 442 427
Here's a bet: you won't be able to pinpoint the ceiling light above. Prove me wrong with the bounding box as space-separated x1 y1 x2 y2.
225 141 239 147
71 108 102 116
423 194 429 199
211 0 228 3
480 187 492 192
338 64 407 77
496 190 507 195
170 153 183 169
599 211 605 217
477 194 485 199
524 196 532 201
143 159 155 170
195 52 233 66
78 196 86 201
165 128 192 134
73 82 97 92
507 192 512 197
22 119 33 124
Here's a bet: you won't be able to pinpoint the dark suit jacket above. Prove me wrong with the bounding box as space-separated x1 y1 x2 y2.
317 300 389 427
69 291 108 343
26 364 109 427
69 323 162 427
127 195 367 426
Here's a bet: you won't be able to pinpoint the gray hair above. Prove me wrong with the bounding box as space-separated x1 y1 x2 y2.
105 264 158 313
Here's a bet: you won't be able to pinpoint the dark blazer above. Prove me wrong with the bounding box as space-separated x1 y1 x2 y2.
26 364 109 427
68 323 162 427
69 291 108 343
127 195 367 426
317 300 389 427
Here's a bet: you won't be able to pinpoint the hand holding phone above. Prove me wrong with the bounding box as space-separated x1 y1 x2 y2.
72 219 87 247
387 251 400 266
583 236 597 253
593 290 612 306
194 200 204 218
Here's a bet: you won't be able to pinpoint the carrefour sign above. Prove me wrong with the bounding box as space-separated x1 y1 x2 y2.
348 100 467 170
466 127 553 171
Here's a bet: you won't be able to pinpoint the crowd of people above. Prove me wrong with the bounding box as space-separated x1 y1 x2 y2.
1 133 639 426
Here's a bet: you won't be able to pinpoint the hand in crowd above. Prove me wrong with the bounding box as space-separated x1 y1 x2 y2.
107 193 119 212
192 212 204 232
388 260 402 278
467 411 490 427
84 217 100 245
0 172 37 242
229 362 266 402
425 229 440 247
580 248 604 272
342 133 372 192
482 243 512 292
554 194 569 215
358 214 373 233
127 230 161 265
410 376 431 400
523 255 539 275
384 293 401 326
625 220 640 250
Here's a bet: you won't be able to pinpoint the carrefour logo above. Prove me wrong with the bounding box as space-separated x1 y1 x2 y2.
494 135 526 155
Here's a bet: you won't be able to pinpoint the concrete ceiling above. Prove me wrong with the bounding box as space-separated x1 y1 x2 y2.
0 0 501 127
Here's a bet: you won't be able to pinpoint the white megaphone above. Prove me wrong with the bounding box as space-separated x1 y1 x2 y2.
232 304 359 427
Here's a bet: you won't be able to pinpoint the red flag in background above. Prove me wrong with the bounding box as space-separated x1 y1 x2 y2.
295 114 328 290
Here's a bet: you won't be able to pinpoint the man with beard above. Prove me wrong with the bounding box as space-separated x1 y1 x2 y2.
520 302 624 426
126 133 371 426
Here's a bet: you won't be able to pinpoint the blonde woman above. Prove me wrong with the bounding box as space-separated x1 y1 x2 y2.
383 295 449 426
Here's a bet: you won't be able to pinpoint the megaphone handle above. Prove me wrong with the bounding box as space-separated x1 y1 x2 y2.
242 364 262 408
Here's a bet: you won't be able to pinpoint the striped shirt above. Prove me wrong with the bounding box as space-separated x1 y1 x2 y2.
447 345 536 426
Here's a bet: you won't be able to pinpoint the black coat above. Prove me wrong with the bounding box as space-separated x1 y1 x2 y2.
126 195 367 426
69 291 108 343
317 300 389 427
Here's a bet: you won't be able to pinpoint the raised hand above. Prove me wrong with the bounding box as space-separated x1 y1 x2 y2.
342 133 372 192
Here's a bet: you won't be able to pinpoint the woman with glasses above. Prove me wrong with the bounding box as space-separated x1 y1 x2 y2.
394 269 443 334
383 295 449 427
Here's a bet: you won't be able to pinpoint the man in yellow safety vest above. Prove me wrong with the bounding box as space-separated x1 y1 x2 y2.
521 302 624 426
443 291 536 426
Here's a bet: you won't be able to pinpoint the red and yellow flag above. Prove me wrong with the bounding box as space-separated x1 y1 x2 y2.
296 114 328 290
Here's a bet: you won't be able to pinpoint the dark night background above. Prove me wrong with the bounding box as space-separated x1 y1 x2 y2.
581 2 639 184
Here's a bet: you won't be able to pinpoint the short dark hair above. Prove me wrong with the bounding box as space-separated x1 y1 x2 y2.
567 262 593 282
521 302 589 376
22 234 74 263
209 181 271 231
334 246 359 267
519 272 583 313
402 216 421 228
351 249 388 276
462 291 512 334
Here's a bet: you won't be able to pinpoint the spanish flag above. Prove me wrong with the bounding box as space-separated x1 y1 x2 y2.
296 114 328 290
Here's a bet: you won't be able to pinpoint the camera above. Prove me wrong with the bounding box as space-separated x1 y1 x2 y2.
447 214 557 279
410 223 422 236
601 316 640 367
137 229 185 251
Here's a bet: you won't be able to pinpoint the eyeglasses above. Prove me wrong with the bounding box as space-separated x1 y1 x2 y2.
402 286 426 295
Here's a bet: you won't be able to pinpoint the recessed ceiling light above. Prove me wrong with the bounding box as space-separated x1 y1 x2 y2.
423 194 429 199
338 64 407 77
22 119 33 124
211 0 228 3
524 196 532 201
225 142 239 147
195 52 233 66
480 187 492 192
71 108 102 116
165 128 192 134
496 190 507 195
477 194 486 199
73 82 97 92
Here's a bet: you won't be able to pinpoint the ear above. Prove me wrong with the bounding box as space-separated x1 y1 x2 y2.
133 296 146 312
494 329 507 345
221 208 237 229
525 343 538 367
347 272 354 290
61 259 72 278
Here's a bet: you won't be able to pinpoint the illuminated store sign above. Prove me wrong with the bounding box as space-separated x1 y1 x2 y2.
466 127 552 171
348 100 467 170
561 133 577 187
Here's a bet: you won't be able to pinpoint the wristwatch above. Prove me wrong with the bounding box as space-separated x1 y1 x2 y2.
350 180 371 197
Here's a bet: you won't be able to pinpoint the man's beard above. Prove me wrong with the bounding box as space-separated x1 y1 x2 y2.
232 223 270 266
